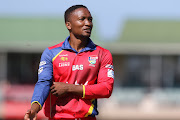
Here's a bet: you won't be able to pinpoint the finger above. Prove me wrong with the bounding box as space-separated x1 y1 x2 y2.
24 114 30 120
50 85 55 90
50 89 56 94
51 91 57 95
33 117 37 120
24 109 32 120
52 92 58 97
33 115 37 120
51 90 58 96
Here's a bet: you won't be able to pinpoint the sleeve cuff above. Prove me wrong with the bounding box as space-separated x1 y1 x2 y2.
82 85 85 98
31 101 42 110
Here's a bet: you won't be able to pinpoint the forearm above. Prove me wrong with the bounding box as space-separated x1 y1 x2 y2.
67 84 83 97
83 82 113 99
63 81 113 99
50 82 83 97
51 81 113 99
31 102 41 113
31 80 51 108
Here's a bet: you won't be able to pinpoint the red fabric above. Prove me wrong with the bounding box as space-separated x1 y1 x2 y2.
44 43 114 119
84 47 114 99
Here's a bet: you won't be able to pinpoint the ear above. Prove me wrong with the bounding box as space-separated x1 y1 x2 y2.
65 22 71 30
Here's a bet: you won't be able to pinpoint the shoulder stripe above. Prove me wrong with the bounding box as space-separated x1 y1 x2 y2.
52 50 63 62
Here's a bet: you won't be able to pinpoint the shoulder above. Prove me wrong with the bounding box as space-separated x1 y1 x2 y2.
41 41 64 59
95 45 113 62
96 45 111 54
48 41 64 50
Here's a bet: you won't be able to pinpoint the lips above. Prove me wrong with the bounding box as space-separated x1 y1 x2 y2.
83 28 92 33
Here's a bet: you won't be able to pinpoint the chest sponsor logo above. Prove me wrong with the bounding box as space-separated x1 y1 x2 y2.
59 62 70 67
88 55 98 65
72 64 83 71
60 57 68 61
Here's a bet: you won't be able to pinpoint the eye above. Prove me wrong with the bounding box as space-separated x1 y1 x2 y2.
79 17 85 21
88 17 93 22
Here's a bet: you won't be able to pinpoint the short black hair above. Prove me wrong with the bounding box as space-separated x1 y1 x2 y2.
64 5 88 23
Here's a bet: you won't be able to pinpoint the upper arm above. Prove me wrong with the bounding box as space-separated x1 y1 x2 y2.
31 48 53 107
38 48 53 82
98 50 114 84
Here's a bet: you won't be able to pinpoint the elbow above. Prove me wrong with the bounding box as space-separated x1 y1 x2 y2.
105 82 114 98
103 88 113 98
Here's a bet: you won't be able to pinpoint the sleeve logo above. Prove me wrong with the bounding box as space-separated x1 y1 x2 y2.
105 64 114 69
39 61 46 66
108 69 114 78
106 64 114 78
38 67 43 74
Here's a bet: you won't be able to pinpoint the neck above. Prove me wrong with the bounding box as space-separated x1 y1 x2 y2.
69 34 89 52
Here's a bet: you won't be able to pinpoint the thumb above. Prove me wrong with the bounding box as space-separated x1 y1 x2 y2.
24 109 31 120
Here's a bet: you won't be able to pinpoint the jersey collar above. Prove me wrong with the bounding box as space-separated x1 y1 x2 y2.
61 36 96 53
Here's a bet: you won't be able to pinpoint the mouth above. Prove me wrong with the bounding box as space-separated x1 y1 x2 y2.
83 28 92 33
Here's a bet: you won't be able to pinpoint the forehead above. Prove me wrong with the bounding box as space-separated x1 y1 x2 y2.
70 7 92 18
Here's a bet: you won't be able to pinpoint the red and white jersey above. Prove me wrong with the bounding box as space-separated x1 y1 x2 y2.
31 36 114 119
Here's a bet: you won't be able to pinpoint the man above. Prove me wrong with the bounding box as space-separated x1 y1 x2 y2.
24 5 114 120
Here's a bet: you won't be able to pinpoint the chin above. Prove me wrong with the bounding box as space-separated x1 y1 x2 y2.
76 34 91 39
83 33 91 37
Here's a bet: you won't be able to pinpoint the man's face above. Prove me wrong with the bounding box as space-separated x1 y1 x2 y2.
67 7 93 38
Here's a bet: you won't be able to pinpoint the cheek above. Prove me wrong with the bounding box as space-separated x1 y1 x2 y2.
74 24 83 31
71 26 82 34
76 21 84 27
70 21 84 32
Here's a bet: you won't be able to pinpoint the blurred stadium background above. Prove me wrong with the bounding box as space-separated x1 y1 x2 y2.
0 0 180 120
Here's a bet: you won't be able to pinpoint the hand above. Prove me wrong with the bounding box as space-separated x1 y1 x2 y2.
50 82 69 97
24 109 37 120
